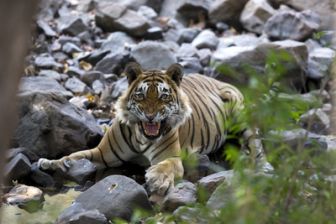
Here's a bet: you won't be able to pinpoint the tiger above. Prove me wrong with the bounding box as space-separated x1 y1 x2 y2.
38 62 272 195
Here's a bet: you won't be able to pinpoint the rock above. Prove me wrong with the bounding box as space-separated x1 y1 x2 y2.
215 22 230 32
65 77 90 94
3 184 44 213
299 108 330 134
65 159 97 185
212 40 308 87
162 181 197 212
58 175 151 221
34 54 63 70
67 66 86 78
130 41 177 70
177 0 210 22
58 15 88 36
145 27 163 40
6 147 29 161
191 29 219 50
111 77 128 99
278 90 330 105
99 32 135 55
305 39 321 52
69 96 93 109
209 0 249 24
217 34 264 48
160 0 181 18
94 53 128 75
19 76 73 98
51 40 62 52
184 154 213 182
57 203 108 224
4 153 32 183
79 50 110 66
179 57 203 74
36 19 57 37
264 9 321 41
173 206 208 224
114 9 150 37
309 47 335 68
268 129 335 151
206 180 233 210
177 43 199 59
38 70 62 81
93 0 163 12
92 80 105 95
198 170 234 197
81 71 104 86
30 163 56 188
94 2 127 30
281 0 336 30
307 48 335 80
13 93 102 158
198 48 212 66
316 30 336 48
62 42 82 55
95 2 149 37
76 0 95 12
177 28 201 44
240 0 276 34
137 5 158 20
53 52 69 63
58 35 81 46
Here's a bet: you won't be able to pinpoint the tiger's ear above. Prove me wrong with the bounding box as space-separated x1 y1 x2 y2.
124 62 142 84
166 63 183 86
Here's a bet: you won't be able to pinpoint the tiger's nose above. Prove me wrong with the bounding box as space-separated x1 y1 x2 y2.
145 113 156 121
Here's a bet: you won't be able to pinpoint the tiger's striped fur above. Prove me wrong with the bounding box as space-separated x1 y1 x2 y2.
38 63 271 195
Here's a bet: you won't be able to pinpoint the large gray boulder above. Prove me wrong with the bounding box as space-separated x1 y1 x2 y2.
162 181 197 212
212 40 308 88
13 92 102 159
95 2 149 37
278 0 336 30
57 15 89 36
307 47 335 80
198 170 234 197
177 0 210 21
4 153 32 183
240 0 276 34
19 76 73 98
191 29 219 50
57 175 151 222
130 41 177 70
99 32 135 54
264 8 321 41
208 0 249 24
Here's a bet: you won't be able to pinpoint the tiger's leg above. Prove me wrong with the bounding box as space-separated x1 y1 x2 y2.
144 131 184 195
37 147 109 172
218 84 273 173
241 129 274 173
38 122 134 172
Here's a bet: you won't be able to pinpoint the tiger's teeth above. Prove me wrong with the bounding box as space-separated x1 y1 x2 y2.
142 122 160 136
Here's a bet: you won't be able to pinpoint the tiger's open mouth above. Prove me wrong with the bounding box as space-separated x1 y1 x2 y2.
140 120 166 139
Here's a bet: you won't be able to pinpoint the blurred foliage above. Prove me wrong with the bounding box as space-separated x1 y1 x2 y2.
123 50 336 223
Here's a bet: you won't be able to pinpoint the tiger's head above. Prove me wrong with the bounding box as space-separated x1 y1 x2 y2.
115 62 192 140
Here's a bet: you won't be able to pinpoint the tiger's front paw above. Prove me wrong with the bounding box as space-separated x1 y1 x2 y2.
146 165 174 196
145 158 183 196
37 157 73 172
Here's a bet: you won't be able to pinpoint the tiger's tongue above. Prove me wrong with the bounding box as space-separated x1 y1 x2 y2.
142 122 160 136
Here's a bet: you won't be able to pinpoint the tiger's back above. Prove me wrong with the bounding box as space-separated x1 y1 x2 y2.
179 74 244 154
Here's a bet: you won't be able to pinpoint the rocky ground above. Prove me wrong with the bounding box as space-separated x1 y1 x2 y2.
1 0 336 223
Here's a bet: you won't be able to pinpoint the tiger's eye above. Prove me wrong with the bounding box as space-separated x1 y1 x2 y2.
160 94 170 101
134 93 144 101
